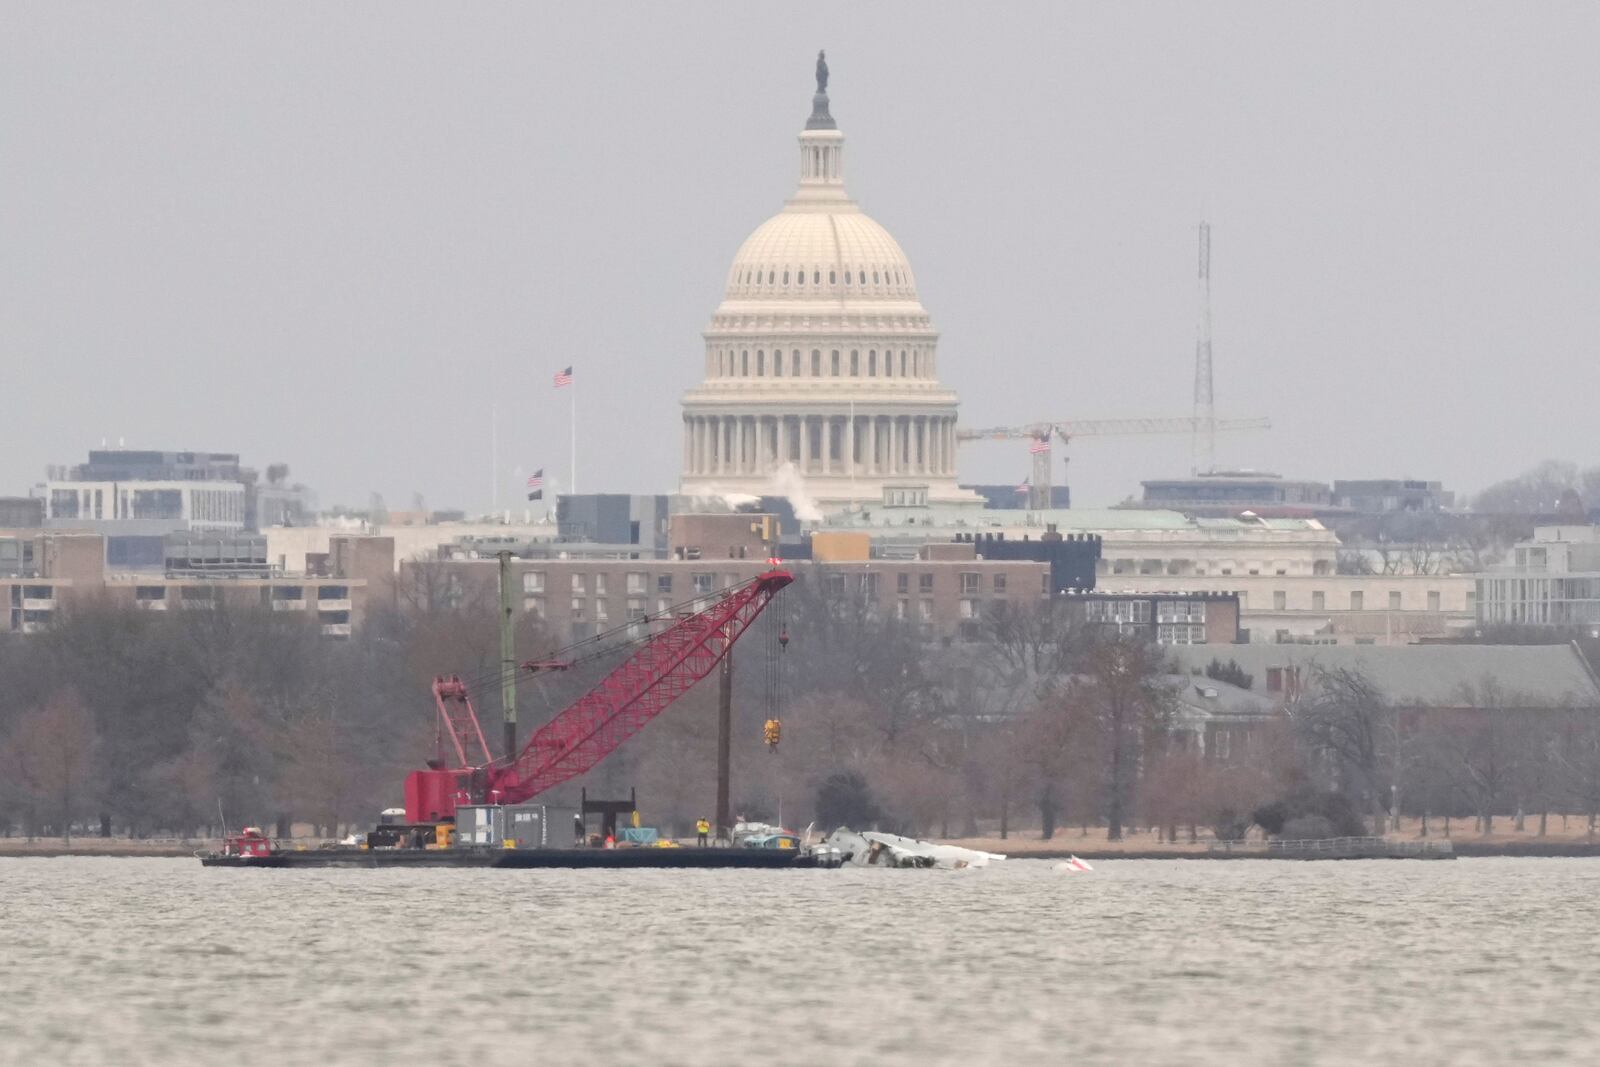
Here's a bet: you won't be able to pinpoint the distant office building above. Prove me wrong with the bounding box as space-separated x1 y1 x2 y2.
556 494 670 554
1331 479 1454 514
1477 525 1600 629
413 537 1049 643
44 449 249 534
0 530 393 637
1137 472 1333 517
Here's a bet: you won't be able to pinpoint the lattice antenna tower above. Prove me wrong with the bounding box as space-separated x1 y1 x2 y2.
1192 220 1215 474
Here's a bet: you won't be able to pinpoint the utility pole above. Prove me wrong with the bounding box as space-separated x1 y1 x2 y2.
716 652 733 843
1193 220 1215 475
497 550 517 760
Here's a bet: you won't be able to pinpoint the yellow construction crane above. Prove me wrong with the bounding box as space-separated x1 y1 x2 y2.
957 416 1272 509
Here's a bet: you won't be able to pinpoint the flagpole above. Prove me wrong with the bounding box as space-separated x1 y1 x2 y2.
569 379 577 496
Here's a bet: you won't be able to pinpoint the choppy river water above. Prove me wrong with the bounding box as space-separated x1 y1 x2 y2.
3 856 1598 1065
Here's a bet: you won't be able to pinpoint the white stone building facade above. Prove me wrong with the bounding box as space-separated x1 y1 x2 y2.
679 68 974 510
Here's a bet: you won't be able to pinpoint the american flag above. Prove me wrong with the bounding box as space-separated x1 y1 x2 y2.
526 468 544 501
1028 437 1049 454
553 366 573 388
1015 482 1030 494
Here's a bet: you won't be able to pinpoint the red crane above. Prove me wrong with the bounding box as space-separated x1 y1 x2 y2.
404 568 793 823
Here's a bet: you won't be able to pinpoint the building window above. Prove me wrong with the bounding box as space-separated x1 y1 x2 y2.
1273 591 1286 611
918 600 933 622
522 571 545 594
626 572 646 595
919 573 934 593
1428 590 1440 612
571 598 586 620
850 350 859 376
959 598 980 619
868 350 877 376
595 600 609 622
571 574 586 593
1157 623 1205 645
1389 591 1402 610
756 350 765 376
896 573 909 594
791 350 800 376
594 574 607 596
627 598 646 619
741 350 749 375
693 573 714 595
656 597 671 615
318 586 348 600
657 574 673 594
1351 591 1364 611
524 597 544 618
812 350 821 376
831 351 840 376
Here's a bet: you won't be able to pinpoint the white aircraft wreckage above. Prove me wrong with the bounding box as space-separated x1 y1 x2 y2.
813 828 1007 869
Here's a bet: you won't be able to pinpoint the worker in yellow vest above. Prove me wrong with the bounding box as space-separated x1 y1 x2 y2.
695 817 711 847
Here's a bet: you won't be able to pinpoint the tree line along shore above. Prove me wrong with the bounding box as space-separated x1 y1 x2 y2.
3 563 1600 849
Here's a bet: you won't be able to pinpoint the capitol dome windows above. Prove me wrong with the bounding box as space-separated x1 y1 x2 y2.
830 350 840 376
782 271 789 285
813 270 820 284
768 271 775 284
845 271 852 284
756 350 765 376
741 350 749 375
850 350 859 376
811 350 821 376
868 350 877 376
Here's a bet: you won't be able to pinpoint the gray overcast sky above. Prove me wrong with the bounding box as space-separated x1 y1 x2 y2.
3 3 1596 511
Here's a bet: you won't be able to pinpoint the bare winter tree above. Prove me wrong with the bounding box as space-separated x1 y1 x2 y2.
1071 633 1176 841
1293 665 1394 834
9 690 98 843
